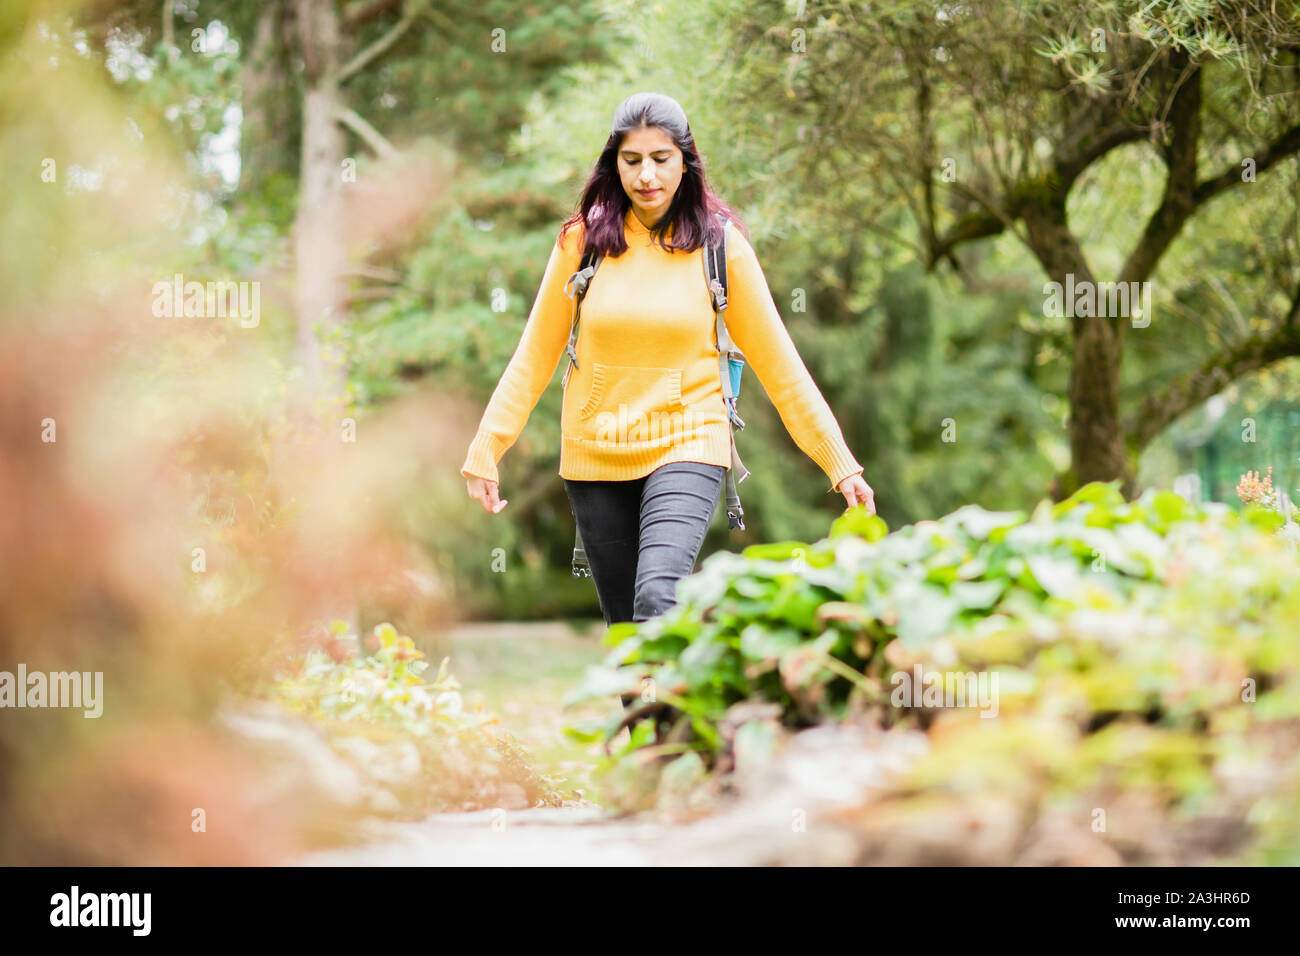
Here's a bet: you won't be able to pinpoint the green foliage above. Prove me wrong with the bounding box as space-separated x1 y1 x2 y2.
276 622 469 730
72 0 1300 619
274 622 564 812
566 482 1300 844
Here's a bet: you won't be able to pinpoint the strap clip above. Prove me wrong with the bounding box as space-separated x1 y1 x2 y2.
708 278 727 313
727 507 745 531
571 547 591 578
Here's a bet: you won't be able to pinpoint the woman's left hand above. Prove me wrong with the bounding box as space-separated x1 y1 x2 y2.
837 474 875 514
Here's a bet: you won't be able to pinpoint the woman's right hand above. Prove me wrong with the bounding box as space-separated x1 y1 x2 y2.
466 476 508 514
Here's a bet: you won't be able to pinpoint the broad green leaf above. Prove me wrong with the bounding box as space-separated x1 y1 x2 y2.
950 578 1007 610
739 623 802 661
767 580 821 631
1025 554 1083 599
1071 481 1125 507
742 540 812 561
601 621 641 647
893 579 962 649
1243 505 1285 533
678 634 731 685
732 575 772 599
830 507 889 542
562 664 640 707
950 504 1026 541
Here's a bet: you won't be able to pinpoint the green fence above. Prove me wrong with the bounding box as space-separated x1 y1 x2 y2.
1189 402 1300 507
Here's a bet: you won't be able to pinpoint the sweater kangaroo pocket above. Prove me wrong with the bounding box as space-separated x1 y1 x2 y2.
578 363 686 444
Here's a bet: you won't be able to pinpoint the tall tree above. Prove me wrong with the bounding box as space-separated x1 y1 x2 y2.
718 0 1300 495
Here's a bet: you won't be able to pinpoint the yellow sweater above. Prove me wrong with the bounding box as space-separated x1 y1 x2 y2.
460 207 863 494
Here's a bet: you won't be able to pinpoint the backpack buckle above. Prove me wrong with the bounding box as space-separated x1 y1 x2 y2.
565 263 596 300
727 507 745 531
708 278 727 312
572 547 591 578
564 273 587 299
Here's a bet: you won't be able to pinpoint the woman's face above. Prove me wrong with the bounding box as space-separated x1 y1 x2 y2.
617 125 684 224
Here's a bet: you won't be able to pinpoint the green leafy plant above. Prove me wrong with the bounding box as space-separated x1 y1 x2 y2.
564 483 1300 847
273 622 564 814
277 622 469 732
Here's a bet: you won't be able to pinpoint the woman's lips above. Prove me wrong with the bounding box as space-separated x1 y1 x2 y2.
638 189 660 197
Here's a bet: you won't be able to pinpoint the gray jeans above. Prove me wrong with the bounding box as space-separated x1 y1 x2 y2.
564 461 726 626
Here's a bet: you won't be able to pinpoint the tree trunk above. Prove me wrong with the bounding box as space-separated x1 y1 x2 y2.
291 0 358 640
1021 201 1131 498
293 0 348 409
1068 314 1128 494
238 1 296 203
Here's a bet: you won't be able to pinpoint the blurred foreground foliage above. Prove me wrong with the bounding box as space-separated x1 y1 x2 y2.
270 622 563 814
566 482 1300 862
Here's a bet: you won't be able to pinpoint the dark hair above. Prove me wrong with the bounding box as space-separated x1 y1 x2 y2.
559 92 748 257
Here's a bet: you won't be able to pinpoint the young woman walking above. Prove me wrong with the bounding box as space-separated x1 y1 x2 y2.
462 92 874 628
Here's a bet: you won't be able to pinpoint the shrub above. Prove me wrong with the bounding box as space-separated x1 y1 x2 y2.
273 622 564 814
564 483 1300 861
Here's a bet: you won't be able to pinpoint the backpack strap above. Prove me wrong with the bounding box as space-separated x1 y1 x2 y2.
706 217 743 430
572 524 590 578
562 246 602 390
565 241 601 578
703 213 749 530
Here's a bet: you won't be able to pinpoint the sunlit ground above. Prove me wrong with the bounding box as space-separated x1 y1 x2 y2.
434 619 616 803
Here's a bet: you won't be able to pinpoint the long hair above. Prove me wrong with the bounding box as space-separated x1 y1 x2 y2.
559 92 748 257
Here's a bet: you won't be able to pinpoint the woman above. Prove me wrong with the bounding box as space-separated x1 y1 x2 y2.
462 92 874 628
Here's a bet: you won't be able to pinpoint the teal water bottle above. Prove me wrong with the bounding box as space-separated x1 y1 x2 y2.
727 352 744 398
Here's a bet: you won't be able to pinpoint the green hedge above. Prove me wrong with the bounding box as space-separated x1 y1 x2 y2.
564 483 1300 860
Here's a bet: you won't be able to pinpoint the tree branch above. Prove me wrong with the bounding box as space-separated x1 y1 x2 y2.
918 67 937 269
928 108 1145 269
343 0 401 26
162 0 174 50
343 287 400 304
344 264 403 282
333 4 417 85
335 105 398 159
927 208 1007 269
1192 119 1300 208
1053 113 1149 190
1119 59 1204 285
1121 116 1300 284
1125 320 1300 451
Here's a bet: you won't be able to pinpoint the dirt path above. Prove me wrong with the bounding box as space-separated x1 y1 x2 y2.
291 621 911 866
302 807 669 866
296 620 669 865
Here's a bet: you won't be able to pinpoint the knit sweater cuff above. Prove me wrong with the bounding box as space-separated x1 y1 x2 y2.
461 431 506 484
810 435 864 494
